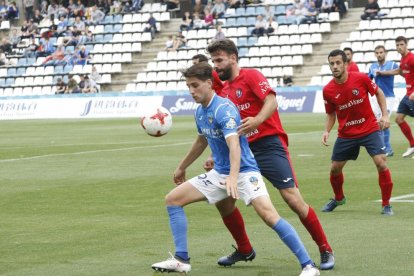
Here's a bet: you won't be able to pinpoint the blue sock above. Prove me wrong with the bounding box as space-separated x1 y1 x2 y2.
383 129 392 152
272 218 312 268
167 206 189 261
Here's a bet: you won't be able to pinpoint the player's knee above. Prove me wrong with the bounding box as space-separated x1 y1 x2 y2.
165 193 180 206
395 116 403 124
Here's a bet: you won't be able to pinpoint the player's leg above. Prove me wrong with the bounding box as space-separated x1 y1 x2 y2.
363 131 394 215
384 97 395 156
395 97 414 157
215 197 255 266
250 196 319 276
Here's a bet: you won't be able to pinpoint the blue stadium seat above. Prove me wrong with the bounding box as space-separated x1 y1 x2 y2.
27 57 36 65
275 5 286 15
236 17 246 26
68 17 75 26
85 44 94 53
66 45 75 53
226 18 236 27
277 15 287 25
246 17 256 26
238 47 248 57
95 34 104 43
113 14 122 23
236 8 245 16
247 36 257 46
7 68 17 77
63 75 69 83
113 24 122 32
63 64 73 73
238 37 247 47
245 6 256 16
55 65 64 74
16 67 26 76
17 58 27 66
286 16 296 25
256 6 266 15
5 78 14 86
0 78 5 86
104 15 114 24
49 37 57 45
103 34 113 42
104 24 113 33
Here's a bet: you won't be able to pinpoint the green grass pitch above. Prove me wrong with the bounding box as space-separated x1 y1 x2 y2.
0 114 413 276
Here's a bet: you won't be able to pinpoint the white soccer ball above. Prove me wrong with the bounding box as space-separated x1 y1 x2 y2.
140 106 173 137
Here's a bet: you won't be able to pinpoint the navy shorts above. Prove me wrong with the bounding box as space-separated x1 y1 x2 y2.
249 135 297 189
397 95 414 117
332 131 386 161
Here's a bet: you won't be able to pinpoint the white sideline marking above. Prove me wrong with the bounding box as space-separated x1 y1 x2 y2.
0 142 192 163
297 154 314 157
375 193 414 203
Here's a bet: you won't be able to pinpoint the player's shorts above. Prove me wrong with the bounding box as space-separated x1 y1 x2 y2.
371 96 395 120
397 95 414 117
249 135 297 190
332 131 386 161
188 169 269 205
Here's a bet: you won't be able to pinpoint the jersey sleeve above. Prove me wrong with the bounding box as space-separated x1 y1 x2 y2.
368 64 375 79
195 107 202 135
392 61 399 70
212 70 224 96
323 87 335 114
245 69 275 101
362 73 379 96
215 103 240 138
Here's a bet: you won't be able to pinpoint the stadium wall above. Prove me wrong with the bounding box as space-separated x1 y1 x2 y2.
0 87 407 120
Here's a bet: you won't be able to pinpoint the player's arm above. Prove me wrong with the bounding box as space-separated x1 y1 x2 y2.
174 135 208 185
238 93 277 135
375 87 391 129
322 112 336 146
225 134 240 200
377 67 401 76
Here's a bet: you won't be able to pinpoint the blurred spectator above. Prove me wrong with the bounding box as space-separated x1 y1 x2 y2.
57 4 69 18
109 0 122 14
172 31 186 50
213 25 225 41
9 29 21 48
264 5 274 21
332 0 347 18
67 0 77 17
180 11 193 32
55 78 67 94
97 0 110 14
64 45 79 65
192 0 208 14
211 0 226 19
251 14 266 37
165 34 174 50
321 0 333 13
6 1 19 20
66 76 81 93
166 0 180 11
0 38 12 54
82 75 98 93
131 0 145 12
47 1 58 21
192 12 204 29
55 15 68 37
79 74 86 90
89 5 105 24
265 16 277 35
23 38 39 58
77 46 89 65
40 0 48 16
21 19 37 39
43 45 66 66
73 0 85 17
37 37 55 57
90 65 101 83
283 75 293 86
64 26 81 46
121 1 131 13
0 49 8 66
361 0 380 20
83 29 95 44
228 0 241 9
203 8 214 28
24 0 34 20
0 1 7 19
32 9 44 24
74 16 85 32
144 13 157 39
300 1 318 24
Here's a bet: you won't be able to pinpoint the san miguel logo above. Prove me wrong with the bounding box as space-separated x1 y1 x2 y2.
352 88 359 96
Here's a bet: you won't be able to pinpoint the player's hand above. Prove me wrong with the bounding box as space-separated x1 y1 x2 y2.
238 117 260 136
173 168 186 185
409 93 414 101
203 156 214 172
322 131 330 146
225 176 239 200
375 70 381 76
379 115 390 130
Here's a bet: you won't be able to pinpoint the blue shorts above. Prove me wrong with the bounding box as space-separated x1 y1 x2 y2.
397 95 414 117
332 131 385 161
249 135 297 189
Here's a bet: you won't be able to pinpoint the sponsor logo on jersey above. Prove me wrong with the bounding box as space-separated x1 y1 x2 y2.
352 88 359 96
225 118 237 129
258 81 271 94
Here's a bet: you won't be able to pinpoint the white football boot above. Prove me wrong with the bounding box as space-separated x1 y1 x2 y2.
402 147 414 157
152 252 191 273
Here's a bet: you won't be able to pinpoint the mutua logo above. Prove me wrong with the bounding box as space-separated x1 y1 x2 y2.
169 97 200 114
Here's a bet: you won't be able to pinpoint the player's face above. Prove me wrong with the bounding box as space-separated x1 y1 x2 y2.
344 50 352 62
328 55 346 79
186 77 213 105
375 48 386 63
192 58 199 65
396 40 408 55
210 50 236 81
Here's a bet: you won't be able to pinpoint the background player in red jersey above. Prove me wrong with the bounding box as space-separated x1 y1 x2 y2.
377 36 414 158
321 49 394 216
205 39 335 270
191 54 224 95
343 47 360 72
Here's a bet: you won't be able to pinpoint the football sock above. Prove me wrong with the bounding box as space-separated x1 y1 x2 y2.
330 173 344 201
167 206 189 261
300 206 332 253
382 128 392 151
273 218 312 268
222 207 253 254
398 121 414 146
378 169 393 207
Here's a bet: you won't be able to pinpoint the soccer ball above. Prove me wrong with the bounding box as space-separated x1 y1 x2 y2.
140 106 173 137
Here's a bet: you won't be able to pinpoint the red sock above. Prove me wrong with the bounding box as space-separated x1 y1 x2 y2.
300 206 332 253
222 208 252 254
398 121 414 146
330 173 344 201
378 169 393 207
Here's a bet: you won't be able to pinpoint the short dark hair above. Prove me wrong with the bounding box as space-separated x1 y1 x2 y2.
328 49 347 62
192 54 209 62
374 45 386 51
343 47 353 53
396 36 408 44
207 38 238 60
182 62 213 82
